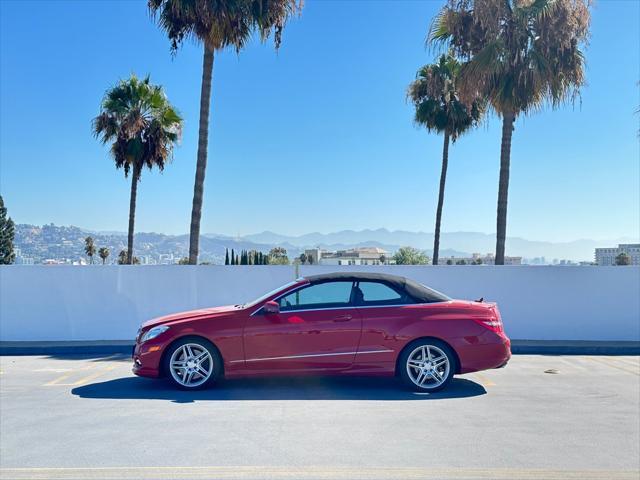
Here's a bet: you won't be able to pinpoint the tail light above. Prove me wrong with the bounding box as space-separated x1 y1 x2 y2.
472 305 504 334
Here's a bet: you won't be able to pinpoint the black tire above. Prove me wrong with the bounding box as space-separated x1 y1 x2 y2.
162 336 222 390
398 339 457 392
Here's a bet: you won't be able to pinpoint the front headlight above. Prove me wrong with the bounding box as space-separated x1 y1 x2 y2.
140 325 169 343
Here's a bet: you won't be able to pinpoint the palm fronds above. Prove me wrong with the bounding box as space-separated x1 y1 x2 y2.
92 74 183 177
148 0 302 53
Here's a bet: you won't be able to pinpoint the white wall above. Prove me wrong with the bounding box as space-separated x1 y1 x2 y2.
1 265 638 342
0 266 294 342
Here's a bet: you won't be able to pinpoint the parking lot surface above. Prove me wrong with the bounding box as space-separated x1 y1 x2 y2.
0 354 638 480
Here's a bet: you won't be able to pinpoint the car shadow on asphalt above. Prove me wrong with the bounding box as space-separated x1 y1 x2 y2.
71 376 486 403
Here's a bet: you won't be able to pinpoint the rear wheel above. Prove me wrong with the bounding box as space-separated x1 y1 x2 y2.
399 339 456 392
163 337 221 390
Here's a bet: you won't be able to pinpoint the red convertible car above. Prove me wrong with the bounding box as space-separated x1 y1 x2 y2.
133 272 510 392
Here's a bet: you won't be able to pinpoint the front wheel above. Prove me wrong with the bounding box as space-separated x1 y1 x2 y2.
399 340 456 392
163 337 221 390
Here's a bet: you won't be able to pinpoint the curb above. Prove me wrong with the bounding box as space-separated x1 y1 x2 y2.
510 340 640 355
1 340 638 356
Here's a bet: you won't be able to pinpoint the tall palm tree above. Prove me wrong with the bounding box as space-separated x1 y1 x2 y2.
93 75 183 264
408 54 484 265
149 0 302 265
431 0 590 264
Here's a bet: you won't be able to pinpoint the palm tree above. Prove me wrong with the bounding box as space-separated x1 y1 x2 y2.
84 236 96 264
98 247 110 265
431 0 590 264
149 0 302 265
408 54 484 265
93 75 183 264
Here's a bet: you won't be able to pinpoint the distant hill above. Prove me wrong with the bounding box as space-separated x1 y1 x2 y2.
14 224 634 264
14 224 284 264
241 229 635 262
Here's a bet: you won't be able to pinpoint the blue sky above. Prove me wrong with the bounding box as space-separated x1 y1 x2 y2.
0 0 638 242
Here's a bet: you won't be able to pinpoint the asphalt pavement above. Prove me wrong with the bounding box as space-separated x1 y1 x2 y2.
0 354 638 480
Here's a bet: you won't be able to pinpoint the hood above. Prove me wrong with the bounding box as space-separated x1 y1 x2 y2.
141 305 239 329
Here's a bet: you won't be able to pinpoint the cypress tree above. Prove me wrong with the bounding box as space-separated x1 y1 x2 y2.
224 248 229 265
0 196 15 265
231 249 235 265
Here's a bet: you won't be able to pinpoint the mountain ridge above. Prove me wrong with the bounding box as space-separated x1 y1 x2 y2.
14 224 636 263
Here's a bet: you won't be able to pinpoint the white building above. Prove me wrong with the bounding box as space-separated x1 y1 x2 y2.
158 253 175 265
595 244 640 266
305 247 392 266
14 248 35 265
138 255 157 265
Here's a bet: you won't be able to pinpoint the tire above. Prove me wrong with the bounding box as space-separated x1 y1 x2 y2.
398 339 457 392
163 337 222 390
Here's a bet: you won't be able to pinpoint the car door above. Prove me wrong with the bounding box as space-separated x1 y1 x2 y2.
353 281 420 366
242 281 363 372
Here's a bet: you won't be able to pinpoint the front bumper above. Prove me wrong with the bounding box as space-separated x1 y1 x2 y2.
132 341 164 378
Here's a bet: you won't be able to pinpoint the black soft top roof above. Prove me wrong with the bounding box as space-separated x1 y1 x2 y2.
303 272 450 303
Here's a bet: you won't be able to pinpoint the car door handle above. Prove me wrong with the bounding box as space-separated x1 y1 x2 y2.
333 314 352 322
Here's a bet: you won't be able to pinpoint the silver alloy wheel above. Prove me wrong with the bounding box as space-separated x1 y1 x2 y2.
169 343 214 388
406 344 450 389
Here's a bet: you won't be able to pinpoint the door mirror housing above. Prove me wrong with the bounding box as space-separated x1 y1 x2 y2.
263 300 280 315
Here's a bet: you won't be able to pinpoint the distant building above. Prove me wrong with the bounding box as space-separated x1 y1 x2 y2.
305 247 392 266
14 248 35 265
138 255 157 265
158 253 175 265
441 252 522 266
43 259 65 265
595 244 640 266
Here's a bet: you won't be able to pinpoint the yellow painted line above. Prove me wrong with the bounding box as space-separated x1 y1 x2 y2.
558 357 589 371
35 368 73 373
473 373 496 387
598 356 640 371
613 358 640 367
68 365 118 386
583 357 640 376
0 466 637 480
43 364 94 386
43 374 74 386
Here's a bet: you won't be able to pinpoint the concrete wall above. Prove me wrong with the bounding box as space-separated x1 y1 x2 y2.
1 265 638 342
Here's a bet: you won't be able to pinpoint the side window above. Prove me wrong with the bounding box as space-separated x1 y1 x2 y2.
278 281 353 311
357 281 409 306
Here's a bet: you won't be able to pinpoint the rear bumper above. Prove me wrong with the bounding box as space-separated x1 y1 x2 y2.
457 333 511 374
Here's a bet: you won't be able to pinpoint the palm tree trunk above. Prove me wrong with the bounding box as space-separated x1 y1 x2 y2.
127 165 140 265
432 131 450 266
495 111 515 265
188 45 215 265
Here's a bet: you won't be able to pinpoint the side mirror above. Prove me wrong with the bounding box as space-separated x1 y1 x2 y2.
263 300 280 315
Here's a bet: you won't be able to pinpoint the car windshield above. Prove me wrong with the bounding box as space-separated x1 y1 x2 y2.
243 281 298 309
